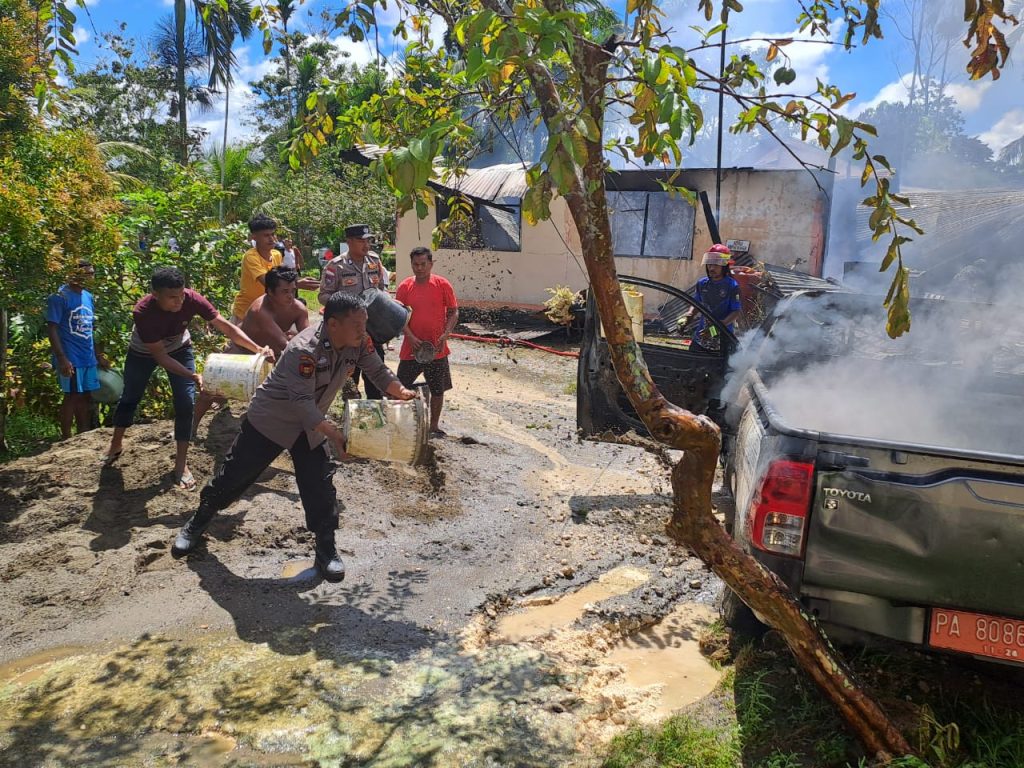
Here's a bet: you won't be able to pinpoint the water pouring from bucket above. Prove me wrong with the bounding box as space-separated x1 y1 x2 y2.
342 385 429 465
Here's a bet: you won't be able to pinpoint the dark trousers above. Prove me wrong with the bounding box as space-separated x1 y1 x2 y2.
196 419 339 535
113 346 195 441
352 338 387 400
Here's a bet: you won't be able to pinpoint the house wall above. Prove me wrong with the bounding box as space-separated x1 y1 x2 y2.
395 168 831 306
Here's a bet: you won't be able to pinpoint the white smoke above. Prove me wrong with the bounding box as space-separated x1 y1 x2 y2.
723 278 1024 456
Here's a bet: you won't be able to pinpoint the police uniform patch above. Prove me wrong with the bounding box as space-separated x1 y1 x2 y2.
298 354 316 378
342 277 358 287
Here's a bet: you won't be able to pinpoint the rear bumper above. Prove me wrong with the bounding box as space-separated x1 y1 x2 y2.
798 584 927 645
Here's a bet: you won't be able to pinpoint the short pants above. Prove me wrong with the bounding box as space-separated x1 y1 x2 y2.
58 365 99 394
397 357 453 397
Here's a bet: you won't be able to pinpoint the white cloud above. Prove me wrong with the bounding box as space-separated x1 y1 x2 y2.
325 33 380 68
190 46 277 150
848 74 992 116
73 26 90 46
978 109 1024 152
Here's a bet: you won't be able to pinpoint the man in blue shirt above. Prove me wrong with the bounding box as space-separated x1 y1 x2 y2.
689 244 742 345
46 260 108 438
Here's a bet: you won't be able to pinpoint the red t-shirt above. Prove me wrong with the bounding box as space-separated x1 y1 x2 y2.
129 288 219 354
396 274 458 361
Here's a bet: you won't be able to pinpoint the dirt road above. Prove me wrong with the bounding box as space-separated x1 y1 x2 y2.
0 340 723 767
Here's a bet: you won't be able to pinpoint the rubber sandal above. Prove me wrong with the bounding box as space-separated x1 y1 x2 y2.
174 468 197 491
100 449 123 467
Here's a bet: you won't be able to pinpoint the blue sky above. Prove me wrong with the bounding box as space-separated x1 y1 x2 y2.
68 0 1024 156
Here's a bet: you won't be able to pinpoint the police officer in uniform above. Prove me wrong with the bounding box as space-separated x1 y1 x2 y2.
171 292 418 581
318 224 391 399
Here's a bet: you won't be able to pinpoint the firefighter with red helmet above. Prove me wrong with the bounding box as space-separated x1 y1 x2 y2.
682 243 742 346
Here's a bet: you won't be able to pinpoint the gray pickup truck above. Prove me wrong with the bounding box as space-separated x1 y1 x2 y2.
577 271 1024 667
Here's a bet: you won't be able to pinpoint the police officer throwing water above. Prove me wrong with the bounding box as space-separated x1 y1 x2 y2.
171 292 418 582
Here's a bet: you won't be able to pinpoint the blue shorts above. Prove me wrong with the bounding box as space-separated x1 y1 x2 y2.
58 365 100 394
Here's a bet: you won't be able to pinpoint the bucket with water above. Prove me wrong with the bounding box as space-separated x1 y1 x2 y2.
91 368 124 404
202 353 273 401
343 394 428 465
362 288 411 343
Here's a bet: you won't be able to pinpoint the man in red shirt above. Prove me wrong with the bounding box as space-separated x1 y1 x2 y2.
395 246 459 437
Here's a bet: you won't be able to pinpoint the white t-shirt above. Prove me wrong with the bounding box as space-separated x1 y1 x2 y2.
282 248 297 269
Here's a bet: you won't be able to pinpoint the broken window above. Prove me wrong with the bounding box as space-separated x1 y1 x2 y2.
436 197 522 252
608 191 695 259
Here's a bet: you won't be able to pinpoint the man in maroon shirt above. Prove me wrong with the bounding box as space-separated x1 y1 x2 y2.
102 267 272 489
395 246 459 437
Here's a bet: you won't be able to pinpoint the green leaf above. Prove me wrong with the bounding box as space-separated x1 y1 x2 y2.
773 67 796 86
409 137 429 162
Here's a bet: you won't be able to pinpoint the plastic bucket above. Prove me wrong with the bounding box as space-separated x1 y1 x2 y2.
343 396 428 465
600 288 645 343
202 353 273 401
91 368 124 404
362 288 411 343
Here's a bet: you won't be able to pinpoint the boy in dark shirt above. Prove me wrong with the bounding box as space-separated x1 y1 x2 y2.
102 267 271 489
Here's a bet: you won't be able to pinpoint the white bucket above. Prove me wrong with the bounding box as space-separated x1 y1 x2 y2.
600 288 645 343
202 353 273 401
343 396 429 465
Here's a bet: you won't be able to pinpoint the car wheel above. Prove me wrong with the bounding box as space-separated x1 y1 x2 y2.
718 586 767 639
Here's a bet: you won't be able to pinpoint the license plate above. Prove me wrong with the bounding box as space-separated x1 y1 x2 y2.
929 608 1024 663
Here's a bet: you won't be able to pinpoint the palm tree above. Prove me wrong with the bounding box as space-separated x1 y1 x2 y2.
154 16 216 162
276 1 299 123
202 145 266 224
170 0 254 164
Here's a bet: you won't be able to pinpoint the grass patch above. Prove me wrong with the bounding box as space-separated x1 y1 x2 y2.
299 288 319 308
600 630 1024 768
1 410 60 462
563 379 578 395
602 715 740 768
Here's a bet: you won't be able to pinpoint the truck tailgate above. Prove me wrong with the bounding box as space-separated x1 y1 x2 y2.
803 467 1024 618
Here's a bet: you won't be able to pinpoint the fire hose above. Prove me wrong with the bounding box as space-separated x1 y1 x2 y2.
449 332 580 359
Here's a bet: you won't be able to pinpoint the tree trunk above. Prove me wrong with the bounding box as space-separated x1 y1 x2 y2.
175 0 189 165
220 85 230 223
0 308 8 453
522 33 913 762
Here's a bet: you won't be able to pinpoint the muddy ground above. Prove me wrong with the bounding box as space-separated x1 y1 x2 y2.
0 340 727 767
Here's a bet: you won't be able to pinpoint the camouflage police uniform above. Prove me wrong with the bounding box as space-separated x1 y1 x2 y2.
172 324 397 577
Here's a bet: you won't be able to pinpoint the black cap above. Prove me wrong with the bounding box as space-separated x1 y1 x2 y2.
345 224 372 240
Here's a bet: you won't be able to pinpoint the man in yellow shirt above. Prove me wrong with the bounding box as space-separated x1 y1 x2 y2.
231 214 282 323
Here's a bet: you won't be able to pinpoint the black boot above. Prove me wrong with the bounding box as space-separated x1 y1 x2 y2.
314 531 346 582
171 508 215 557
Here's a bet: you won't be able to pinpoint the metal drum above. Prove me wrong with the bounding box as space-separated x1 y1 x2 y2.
362 288 411 343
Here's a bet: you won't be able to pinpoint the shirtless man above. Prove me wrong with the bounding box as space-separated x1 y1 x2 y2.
193 266 309 433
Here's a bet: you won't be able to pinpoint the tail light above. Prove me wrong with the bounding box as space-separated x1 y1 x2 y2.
750 459 814 558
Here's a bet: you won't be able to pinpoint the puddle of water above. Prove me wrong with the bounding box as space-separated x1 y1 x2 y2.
0 646 88 687
280 559 318 580
605 604 721 718
496 566 650 643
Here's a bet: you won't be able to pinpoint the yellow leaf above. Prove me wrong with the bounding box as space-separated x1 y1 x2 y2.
501 63 516 80
766 44 778 62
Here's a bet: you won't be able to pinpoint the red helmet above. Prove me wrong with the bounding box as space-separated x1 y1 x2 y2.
701 243 732 267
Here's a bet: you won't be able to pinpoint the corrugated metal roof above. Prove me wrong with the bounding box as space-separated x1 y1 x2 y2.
438 164 529 202
762 263 842 295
